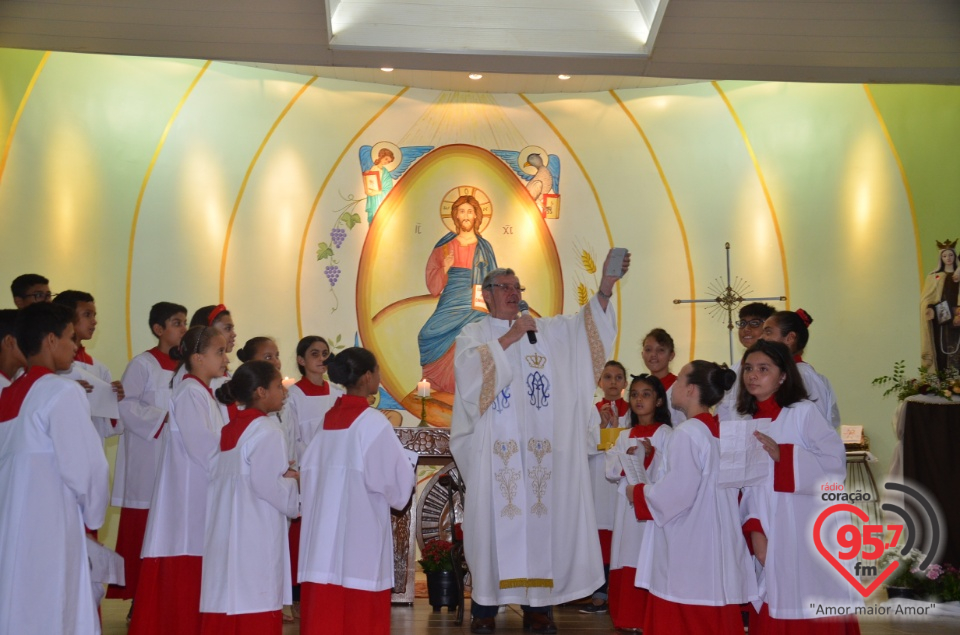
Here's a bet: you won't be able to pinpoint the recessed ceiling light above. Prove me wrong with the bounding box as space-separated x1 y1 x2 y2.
469 73 483 80
381 67 394 72
558 74 571 80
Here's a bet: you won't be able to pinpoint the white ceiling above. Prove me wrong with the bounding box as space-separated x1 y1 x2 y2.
1 0 958 92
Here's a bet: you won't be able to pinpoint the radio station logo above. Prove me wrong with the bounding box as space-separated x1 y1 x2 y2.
814 481 943 598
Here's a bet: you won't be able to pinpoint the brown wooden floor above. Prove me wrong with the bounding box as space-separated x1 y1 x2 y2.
101 598 959 634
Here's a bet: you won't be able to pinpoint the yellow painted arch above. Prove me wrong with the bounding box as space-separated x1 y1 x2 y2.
0 51 50 188
219 76 318 303
862 85 924 291
295 87 409 338
518 93 621 357
125 60 211 358
711 81 791 310
610 89 697 359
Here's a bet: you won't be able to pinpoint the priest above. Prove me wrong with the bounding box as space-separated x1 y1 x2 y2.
451 249 630 634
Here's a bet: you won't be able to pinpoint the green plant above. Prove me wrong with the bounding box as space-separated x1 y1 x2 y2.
418 538 454 573
872 361 960 401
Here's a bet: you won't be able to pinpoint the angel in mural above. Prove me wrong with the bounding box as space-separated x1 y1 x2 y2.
920 238 960 372
363 147 396 223
417 192 497 394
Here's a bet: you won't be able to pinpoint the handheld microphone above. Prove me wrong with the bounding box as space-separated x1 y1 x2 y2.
517 300 537 344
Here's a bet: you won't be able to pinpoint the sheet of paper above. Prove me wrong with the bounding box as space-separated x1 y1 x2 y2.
61 364 120 420
718 417 772 489
86 537 125 585
617 450 649 486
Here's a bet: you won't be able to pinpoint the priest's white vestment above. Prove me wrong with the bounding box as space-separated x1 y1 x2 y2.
451 294 616 607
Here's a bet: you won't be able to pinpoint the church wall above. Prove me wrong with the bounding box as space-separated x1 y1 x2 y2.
1 48 957 547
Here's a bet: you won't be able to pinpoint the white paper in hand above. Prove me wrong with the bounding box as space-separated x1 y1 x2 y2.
718 418 772 489
61 364 120 420
618 450 649 486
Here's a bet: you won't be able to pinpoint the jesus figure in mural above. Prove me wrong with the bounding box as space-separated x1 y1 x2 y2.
418 194 497 394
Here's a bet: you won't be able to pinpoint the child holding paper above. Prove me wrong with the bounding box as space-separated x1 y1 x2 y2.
737 340 860 634
605 374 672 632
53 290 124 443
627 360 757 635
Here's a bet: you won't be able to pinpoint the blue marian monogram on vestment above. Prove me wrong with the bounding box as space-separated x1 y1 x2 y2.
526 372 550 410
492 387 511 413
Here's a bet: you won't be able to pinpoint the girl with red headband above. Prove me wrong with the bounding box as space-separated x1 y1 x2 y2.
760 310 841 430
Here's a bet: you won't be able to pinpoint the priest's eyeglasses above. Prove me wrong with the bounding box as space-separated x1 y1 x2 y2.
487 283 525 293
735 319 764 329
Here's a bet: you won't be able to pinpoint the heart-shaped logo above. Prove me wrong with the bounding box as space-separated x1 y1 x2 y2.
813 503 900 598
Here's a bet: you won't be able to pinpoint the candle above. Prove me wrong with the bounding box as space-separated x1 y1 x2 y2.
282 376 296 389
417 379 431 398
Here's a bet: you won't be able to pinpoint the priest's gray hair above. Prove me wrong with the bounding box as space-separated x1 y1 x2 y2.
481 268 516 289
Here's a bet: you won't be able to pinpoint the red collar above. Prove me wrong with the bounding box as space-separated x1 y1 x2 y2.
0 366 55 423
793 354 804 364
74 346 93 365
185 374 215 398
660 373 677 391
630 421 665 438
754 396 783 421
323 395 370 430
296 377 331 397
220 408 266 451
596 397 629 417
693 412 720 438
147 347 179 372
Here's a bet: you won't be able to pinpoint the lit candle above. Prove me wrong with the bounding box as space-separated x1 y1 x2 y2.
417 379 431 398
282 376 296 389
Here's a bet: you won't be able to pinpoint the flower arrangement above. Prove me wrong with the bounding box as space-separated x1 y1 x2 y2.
418 538 454 573
878 548 960 602
872 360 960 402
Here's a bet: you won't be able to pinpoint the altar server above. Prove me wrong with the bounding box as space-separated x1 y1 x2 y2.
628 360 757 635
280 335 344 613
0 302 109 635
130 325 228 635
200 361 300 634
737 340 861 633
582 360 629 615
54 290 125 442
0 309 26 388
283 335 344 457
716 302 776 422
298 347 415 635
107 302 187 606
604 374 672 632
761 309 841 429
641 328 685 425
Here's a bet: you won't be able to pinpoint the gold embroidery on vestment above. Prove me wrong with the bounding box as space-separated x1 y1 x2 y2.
584 304 605 385
478 344 496 415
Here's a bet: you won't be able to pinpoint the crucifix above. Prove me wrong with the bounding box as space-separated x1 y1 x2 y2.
673 242 787 364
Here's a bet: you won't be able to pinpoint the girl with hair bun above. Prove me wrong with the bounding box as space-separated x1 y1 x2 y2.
298 348 415 635
736 340 861 634
131 326 228 635
200 361 300 635
626 360 757 635
604 374 673 632
761 309 841 429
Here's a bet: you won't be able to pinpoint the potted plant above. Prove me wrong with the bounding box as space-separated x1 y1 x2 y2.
878 548 960 602
419 538 457 612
